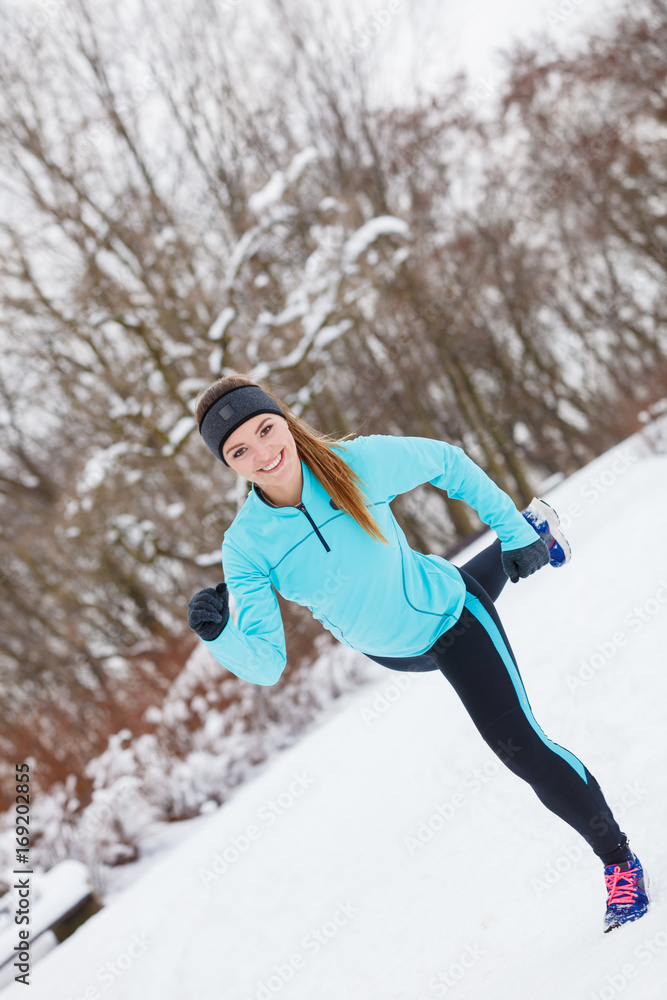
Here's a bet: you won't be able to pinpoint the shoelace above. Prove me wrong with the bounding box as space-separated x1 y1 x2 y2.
605 864 640 906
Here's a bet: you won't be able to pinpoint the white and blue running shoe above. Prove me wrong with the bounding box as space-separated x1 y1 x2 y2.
522 497 571 568
603 852 650 932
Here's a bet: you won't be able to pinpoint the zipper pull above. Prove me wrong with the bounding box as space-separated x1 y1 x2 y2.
295 501 331 552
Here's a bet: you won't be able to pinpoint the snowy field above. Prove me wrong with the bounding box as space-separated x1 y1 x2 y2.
2 424 665 1000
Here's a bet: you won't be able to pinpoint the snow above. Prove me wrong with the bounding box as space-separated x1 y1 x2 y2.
164 416 196 450
249 172 288 215
3 425 666 1000
194 550 224 567
0 933 56 993
342 215 410 266
207 307 236 341
285 147 319 184
248 149 318 216
165 502 185 520
77 443 134 496
207 346 223 374
0 861 91 957
0 861 92 989
313 319 354 351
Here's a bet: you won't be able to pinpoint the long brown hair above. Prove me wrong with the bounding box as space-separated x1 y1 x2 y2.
194 374 389 545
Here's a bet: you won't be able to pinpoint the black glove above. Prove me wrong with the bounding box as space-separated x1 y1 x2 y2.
501 538 549 584
187 582 229 640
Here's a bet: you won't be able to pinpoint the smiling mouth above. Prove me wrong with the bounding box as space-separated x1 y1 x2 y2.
258 449 284 473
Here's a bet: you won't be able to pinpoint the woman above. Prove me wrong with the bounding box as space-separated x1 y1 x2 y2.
187 373 648 933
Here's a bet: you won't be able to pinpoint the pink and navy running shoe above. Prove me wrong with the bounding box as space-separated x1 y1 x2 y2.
603 852 650 932
522 497 571 568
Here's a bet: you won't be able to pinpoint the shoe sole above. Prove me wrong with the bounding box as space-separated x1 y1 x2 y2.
530 498 572 565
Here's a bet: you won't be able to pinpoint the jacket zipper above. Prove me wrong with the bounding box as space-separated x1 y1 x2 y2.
295 502 331 552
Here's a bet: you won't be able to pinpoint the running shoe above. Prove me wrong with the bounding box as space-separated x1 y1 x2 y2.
522 497 571 568
603 852 650 932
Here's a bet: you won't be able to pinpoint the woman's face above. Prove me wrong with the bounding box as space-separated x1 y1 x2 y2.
222 413 302 504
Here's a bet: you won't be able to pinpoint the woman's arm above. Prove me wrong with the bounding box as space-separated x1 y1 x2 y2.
356 434 538 550
201 539 287 686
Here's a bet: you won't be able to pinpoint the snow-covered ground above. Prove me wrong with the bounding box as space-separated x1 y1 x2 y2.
2 424 665 1000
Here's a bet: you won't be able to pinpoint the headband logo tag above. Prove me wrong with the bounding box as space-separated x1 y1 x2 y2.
218 403 234 422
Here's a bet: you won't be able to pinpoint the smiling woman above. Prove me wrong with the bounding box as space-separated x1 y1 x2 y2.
193 374 388 536
187 371 649 935
223 413 302 506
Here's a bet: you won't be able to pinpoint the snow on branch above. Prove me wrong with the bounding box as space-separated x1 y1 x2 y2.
342 216 411 266
161 416 197 456
208 307 236 341
248 147 319 216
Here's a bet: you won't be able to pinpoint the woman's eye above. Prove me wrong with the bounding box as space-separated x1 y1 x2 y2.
232 424 271 459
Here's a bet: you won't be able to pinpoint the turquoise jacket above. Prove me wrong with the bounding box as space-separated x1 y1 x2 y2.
203 434 538 685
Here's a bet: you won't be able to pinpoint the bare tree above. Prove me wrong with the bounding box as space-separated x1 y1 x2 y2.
0 0 664 812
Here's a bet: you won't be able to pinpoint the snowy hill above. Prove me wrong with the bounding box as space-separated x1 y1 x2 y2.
2 424 665 1000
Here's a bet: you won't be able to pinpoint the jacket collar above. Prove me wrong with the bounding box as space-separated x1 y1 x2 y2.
250 457 313 511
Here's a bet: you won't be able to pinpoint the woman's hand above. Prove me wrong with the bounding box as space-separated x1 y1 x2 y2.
501 538 549 584
187 582 229 640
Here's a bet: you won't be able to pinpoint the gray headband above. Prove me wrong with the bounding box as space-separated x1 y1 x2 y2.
198 385 284 464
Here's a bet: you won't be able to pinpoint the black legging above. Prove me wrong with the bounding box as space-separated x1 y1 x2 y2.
367 539 626 862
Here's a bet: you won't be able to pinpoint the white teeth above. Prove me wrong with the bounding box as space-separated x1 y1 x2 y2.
261 451 282 472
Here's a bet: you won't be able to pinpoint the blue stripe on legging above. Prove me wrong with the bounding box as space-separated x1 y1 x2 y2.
464 592 588 784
